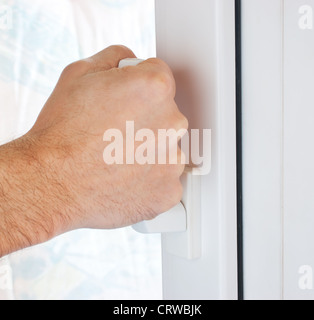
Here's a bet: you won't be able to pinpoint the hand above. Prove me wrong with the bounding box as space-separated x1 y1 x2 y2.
24 45 188 235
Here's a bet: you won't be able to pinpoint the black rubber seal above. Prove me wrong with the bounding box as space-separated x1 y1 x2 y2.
235 0 244 301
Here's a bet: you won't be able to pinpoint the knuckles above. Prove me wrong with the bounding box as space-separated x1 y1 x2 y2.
136 69 176 98
167 112 189 134
176 114 189 131
61 60 91 79
107 45 135 58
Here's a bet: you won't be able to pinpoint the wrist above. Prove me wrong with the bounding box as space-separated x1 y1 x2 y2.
0 135 72 256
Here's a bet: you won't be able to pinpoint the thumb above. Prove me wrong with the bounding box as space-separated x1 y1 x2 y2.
85 45 136 73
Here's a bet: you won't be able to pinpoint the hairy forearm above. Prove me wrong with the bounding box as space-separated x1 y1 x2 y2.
0 136 71 257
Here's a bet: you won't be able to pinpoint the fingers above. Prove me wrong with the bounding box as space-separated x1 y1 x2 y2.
85 45 136 73
90 51 176 99
138 58 174 78
136 58 177 98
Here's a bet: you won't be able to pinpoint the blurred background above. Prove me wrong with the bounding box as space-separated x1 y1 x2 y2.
0 0 162 300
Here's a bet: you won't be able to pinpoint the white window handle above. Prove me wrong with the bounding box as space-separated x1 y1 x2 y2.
133 202 187 234
118 58 145 68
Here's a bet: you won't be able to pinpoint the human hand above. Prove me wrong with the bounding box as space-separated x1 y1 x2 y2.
27 45 188 233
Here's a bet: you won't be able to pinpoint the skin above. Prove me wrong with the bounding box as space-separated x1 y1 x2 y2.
0 45 188 258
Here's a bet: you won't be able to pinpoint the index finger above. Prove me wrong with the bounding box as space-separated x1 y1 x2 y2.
85 45 136 73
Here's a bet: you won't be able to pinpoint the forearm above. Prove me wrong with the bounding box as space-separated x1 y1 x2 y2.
0 137 70 257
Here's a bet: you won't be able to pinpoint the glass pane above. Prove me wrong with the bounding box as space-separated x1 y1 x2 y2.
0 0 161 300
